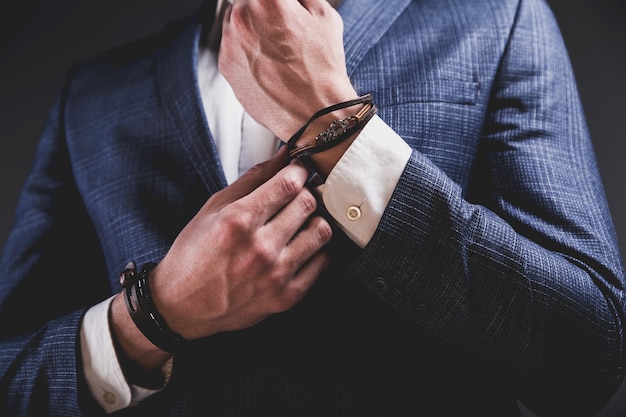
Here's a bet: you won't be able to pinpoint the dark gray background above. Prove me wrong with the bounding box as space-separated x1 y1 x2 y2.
0 1 624 416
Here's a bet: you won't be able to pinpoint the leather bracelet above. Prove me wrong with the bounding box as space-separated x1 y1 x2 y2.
287 94 377 160
289 102 377 160
118 261 187 354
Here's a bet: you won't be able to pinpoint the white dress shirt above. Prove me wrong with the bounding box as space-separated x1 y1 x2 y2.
81 2 412 412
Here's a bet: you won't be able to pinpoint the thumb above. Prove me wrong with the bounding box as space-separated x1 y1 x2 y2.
208 146 290 210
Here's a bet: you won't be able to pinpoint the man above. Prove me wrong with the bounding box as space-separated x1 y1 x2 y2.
1 0 624 416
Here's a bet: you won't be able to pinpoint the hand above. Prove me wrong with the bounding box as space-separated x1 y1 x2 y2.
151 147 331 339
218 0 359 141
110 148 332 370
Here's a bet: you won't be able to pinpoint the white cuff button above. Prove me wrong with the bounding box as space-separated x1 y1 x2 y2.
103 391 117 405
347 205 362 221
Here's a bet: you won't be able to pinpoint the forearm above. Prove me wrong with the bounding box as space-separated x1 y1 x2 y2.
0 310 90 416
109 292 173 372
298 89 623 415
82 295 172 413
350 151 625 416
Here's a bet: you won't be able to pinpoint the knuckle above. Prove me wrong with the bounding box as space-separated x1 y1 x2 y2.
318 220 333 243
279 172 303 197
289 285 306 305
273 292 298 313
229 2 247 22
251 239 275 265
221 208 251 234
332 13 343 27
217 55 228 75
300 190 317 214
312 217 333 243
246 161 266 175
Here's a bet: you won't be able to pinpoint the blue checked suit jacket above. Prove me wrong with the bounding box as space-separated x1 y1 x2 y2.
1 0 624 416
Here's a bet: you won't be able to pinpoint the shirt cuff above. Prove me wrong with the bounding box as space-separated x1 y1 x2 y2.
322 115 411 248
80 296 172 413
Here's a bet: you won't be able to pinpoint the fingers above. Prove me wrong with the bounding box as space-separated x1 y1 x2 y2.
284 215 332 267
234 156 310 226
262 184 317 239
207 147 290 211
269 217 332 313
283 250 331 309
235 146 290 195
226 0 328 24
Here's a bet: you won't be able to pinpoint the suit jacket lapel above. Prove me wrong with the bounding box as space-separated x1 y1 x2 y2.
339 0 412 75
156 15 228 194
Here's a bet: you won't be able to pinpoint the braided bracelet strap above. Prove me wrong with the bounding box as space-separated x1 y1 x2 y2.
287 94 378 160
119 261 187 354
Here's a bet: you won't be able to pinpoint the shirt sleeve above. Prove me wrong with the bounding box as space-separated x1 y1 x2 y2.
80 297 172 413
321 115 412 248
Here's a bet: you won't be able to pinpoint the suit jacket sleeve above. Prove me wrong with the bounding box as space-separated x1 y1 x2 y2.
347 1 625 416
0 76 111 416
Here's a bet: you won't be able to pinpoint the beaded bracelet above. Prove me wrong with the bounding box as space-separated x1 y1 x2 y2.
119 261 187 354
287 94 378 160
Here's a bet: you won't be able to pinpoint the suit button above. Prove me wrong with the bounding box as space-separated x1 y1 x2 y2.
414 303 430 316
399 297 412 311
372 278 388 293
386 288 402 304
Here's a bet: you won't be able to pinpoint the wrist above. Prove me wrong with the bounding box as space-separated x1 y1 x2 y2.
285 82 359 140
118 262 188 354
306 128 360 178
109 292 171 371
288 94 377 178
